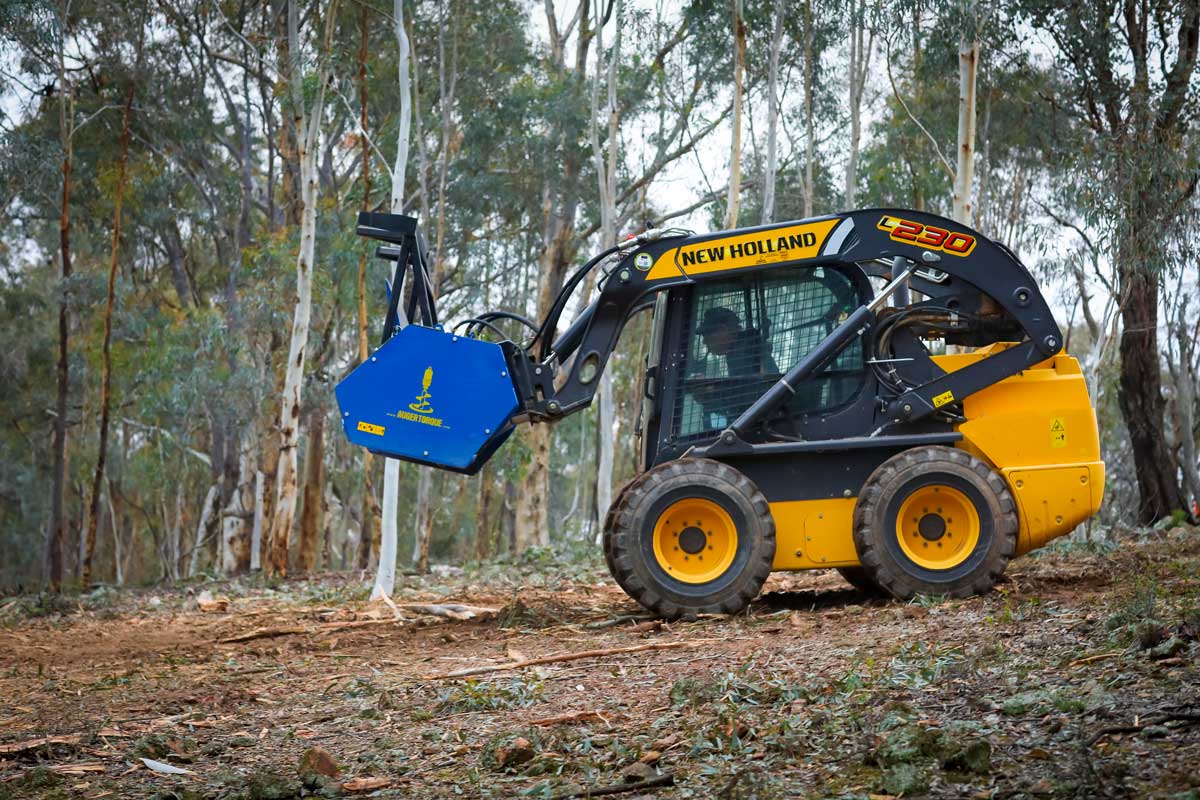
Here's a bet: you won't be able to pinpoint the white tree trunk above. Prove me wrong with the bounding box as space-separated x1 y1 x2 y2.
725 0 745 229
220 491 244 575
374 0 413 599
844 0 873 209
761 0 784 225
268 0 339 575
188 484 219 578
372 457 401 599
250 469 264 570
105 478 122 586
802 0 815 218
952 31 979 224
590 0 621 539
168 482 183 580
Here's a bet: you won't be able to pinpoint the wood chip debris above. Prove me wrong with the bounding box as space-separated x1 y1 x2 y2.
0 735 81 755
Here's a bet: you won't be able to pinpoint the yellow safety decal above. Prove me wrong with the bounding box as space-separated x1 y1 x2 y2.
645 219 840 280
1050 417 1067 448
357 421 385 436
932 390 955 408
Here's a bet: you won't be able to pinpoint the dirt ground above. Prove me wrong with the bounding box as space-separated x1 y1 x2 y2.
1 530 1198 800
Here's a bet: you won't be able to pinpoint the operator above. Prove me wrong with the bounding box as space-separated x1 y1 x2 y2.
687 307 780 424
696 307 778 376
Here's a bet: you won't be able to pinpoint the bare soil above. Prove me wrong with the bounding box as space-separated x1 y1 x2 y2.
1 529 1198 799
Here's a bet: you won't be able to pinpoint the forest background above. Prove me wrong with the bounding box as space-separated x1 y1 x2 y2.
1 0 1198 593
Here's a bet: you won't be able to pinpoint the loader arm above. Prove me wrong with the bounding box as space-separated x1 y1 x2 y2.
336 209 1061 474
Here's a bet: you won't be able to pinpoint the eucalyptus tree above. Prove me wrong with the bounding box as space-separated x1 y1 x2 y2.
1019 0 1200 523
267 0 341 576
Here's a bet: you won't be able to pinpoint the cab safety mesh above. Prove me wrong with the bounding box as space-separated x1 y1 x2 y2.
671 269 866 442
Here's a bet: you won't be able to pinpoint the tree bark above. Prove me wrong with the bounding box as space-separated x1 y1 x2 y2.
802 0 815 217
1118 269 1186 521
250 469 264 571
844 0 873 209
49 3 74 591
268 0 340 576
952 21 979 225
373 0 413 599
513 0 594 552
82 80 136 587
189 484 220 577
761 0 783 224
297 408 324 572
356 2 381 571
411 8 457 570
590 0 621 538
725 0 745 228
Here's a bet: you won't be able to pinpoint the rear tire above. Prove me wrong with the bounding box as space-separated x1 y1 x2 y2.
853 446 1017 600
836 566 884 595
603 458 775 619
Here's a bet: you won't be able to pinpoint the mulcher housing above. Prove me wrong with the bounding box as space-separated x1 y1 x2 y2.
337 208 1104 615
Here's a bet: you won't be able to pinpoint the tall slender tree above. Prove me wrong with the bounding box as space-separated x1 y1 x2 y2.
268 0 341 576
372 0 414 600
1022 0 1199 522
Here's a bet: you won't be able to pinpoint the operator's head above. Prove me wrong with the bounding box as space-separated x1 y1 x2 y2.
699 307 742 356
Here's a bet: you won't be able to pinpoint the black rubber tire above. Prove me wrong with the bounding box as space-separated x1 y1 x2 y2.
836 566 885 595
602 475 643 597
603 458 775 619
853 446 1017 600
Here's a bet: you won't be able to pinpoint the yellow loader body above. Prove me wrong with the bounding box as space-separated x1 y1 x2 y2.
769 343 1105 571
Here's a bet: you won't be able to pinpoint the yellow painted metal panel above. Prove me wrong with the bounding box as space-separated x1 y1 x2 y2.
769 498 859 570
931 347 1105 553
646 219 840 281
932 351 1102 468
1006 463 1102 554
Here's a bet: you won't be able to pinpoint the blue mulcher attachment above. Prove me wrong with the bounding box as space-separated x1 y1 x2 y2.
335 212 521 474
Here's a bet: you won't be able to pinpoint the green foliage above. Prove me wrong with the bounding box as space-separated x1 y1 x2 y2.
437 677 545 714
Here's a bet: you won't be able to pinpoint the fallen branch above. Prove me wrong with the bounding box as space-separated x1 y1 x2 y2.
317 619 406 634
551 773 674 799
1088 713 1200 746
429 641 695 679
49 762 106 775
530 710 610 727
398 603 498 621
1070 651 1123 667
217 626 307 644
583 614 655 630
0 735 81 755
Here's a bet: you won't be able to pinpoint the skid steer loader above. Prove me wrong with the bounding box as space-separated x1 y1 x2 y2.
336 209 1104 618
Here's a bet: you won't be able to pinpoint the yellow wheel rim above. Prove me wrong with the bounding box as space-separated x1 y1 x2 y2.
895 484 980 571
652 498 738 584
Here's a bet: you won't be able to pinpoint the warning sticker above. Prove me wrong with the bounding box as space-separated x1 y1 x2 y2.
932 390 955 408
1050 417 1066 448
357 421 385 436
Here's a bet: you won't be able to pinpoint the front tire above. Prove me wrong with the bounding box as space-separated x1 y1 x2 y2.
603 458 775 619
853 446 1017 599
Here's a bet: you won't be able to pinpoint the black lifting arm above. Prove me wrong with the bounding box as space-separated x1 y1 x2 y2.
709 267 913 450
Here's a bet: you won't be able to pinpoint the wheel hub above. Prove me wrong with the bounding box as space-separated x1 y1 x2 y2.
895 484 981 570
678 526 707 554
652 498 738 585
917 513 947 541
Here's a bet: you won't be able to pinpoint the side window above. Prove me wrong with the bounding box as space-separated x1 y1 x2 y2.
671 269 865 441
